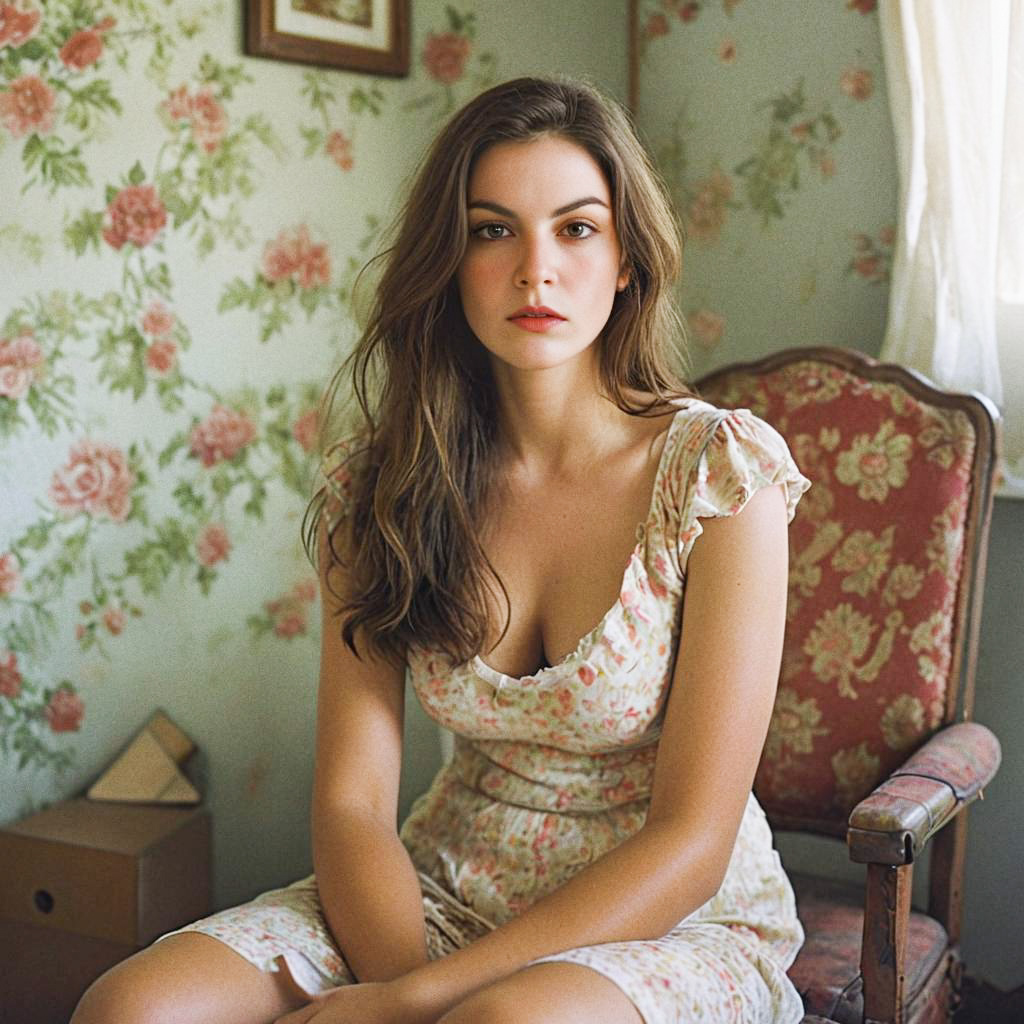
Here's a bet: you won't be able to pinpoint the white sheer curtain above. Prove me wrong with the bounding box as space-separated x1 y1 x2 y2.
879 0 1024 496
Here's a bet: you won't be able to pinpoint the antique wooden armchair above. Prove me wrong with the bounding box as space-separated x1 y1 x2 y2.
696 347 1002 1024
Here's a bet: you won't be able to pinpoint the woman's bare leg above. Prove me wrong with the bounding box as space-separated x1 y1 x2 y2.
438 962 643 1024
71 932 307 1024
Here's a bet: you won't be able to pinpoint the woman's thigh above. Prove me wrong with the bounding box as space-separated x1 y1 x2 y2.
71 932 306 1024
438 961 643 1024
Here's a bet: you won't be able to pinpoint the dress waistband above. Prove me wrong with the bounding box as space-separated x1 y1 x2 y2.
449 734 658 815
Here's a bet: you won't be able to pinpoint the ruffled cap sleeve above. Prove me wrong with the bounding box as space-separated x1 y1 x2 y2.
680 408 810 565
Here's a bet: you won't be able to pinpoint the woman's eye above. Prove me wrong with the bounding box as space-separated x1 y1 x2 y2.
472 223 510 240
562 221 595 239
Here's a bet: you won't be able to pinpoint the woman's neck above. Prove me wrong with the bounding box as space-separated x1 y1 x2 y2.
490 355 632 477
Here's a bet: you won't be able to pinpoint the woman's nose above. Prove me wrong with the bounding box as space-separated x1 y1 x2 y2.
515 235 555 288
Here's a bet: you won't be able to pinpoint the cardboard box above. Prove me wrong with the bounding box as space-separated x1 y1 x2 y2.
0 798 211 1024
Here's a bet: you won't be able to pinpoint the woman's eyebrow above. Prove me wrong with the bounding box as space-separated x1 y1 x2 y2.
467 196 609 218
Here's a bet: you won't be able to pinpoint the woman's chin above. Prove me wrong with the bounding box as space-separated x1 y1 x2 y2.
485 340 601 378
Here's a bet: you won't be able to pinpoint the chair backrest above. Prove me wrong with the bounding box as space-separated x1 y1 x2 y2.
697 347 999 837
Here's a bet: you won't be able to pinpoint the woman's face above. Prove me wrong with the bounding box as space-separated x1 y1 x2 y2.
456 135 629 376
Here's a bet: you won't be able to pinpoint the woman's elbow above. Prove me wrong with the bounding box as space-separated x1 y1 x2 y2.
641 819 734 924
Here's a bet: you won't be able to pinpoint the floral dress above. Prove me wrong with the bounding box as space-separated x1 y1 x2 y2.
166 400 811 1023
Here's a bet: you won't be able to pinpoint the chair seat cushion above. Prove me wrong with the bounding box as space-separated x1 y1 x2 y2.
788 873 949 1023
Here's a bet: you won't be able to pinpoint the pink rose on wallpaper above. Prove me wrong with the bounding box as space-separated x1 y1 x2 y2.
0 74 57 138
840 67 874 101
677 2 700 23
297 242 330 289
163 84 192 122
103 607 125 635
46 687 84 733
189 404 257 467
687 168 733 244
644 13 669 39
49 440 136 522
422 32 471 85
0 329 44 399
261 226 330 290
265 580 317 638
262 230 299 283
853 254 879 279
102 184 167 251
268 597 306 637
0 650 22 699
847 0 876 12
59 28 103 71
325 130 353 171
0 553 21 596
718 38 737 63
292 409 318 453
145 339 177 376
851 236 888 283
196 521 231 567
141 299 175 337
190 87 228 153
790 120 812 142
0 4 41 49
687 308 725 349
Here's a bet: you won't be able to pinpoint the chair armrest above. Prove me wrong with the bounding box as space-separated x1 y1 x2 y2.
846 721 1001 865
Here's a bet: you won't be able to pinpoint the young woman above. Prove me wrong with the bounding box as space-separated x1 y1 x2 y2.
73 77 810 1024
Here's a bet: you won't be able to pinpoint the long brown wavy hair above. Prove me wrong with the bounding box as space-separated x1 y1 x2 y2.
304 76 691 664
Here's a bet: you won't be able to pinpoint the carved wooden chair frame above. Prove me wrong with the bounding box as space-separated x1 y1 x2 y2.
697 346 1002 1024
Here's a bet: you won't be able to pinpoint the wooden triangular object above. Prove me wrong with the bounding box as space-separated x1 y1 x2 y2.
146 709 196 763
87 710 200 805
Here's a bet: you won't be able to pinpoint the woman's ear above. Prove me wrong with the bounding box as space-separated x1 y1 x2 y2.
616 269 631 292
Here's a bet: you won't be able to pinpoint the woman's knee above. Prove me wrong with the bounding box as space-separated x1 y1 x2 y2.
439 983 526 1024
72 950 176 1024
438 968 570 1024
71 932 298 1024
438 963 641 1024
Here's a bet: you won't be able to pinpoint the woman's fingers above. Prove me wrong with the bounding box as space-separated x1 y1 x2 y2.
271 957 340 1022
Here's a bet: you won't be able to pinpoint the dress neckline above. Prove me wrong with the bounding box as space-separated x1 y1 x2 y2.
472 399 698 687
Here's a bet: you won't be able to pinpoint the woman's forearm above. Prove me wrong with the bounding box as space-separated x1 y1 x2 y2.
313 806 429 983
399 818 724 1017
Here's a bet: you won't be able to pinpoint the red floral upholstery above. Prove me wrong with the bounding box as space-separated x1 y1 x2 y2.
788 874 949 1024
699 357 976 827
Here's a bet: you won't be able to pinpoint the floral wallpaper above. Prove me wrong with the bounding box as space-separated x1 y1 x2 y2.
0 0 627 905
634 0 897 379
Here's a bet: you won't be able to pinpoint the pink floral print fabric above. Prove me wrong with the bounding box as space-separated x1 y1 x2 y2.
169 400 810 1023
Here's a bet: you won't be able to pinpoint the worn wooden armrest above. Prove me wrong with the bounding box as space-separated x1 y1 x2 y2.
846 721 1001 865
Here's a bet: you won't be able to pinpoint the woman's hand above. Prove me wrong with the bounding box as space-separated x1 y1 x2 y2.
274 977 438 1024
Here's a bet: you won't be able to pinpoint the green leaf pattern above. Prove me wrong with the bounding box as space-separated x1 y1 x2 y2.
637 0 895 364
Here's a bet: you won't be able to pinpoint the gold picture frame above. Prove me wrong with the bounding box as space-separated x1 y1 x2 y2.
245 0 410 76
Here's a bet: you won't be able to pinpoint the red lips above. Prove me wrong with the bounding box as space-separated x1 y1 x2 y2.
507 305 567 333
508 305 565 320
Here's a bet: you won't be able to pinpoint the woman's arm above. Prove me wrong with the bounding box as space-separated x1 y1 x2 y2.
311 518 430 983
386 483 791 1019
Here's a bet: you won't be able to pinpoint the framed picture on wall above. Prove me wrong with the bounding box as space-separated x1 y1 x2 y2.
245 0 410 76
